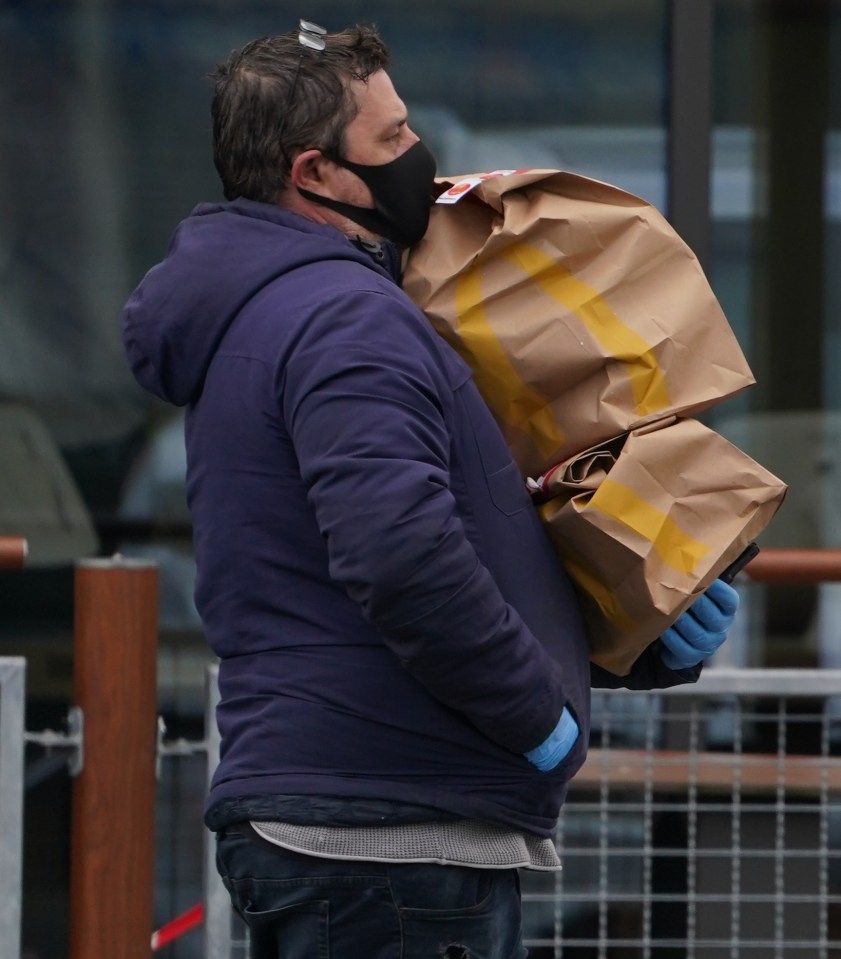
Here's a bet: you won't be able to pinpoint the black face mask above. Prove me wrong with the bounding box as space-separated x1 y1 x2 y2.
298 140 437 248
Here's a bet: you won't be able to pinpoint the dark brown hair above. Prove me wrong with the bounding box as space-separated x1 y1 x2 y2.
210 25 391 202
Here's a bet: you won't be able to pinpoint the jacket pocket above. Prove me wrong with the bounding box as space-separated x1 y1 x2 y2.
484 458 531 516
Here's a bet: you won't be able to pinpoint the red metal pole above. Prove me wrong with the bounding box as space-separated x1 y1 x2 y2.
69 557 158 959
0 537 27 570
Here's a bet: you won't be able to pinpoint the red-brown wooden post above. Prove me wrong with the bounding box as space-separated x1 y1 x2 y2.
745 548 841 584
0 537 27 570
69 557 158 959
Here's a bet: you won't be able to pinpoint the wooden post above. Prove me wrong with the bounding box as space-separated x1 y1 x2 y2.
69 557 158 959
744 548 841 584
0 537 27 570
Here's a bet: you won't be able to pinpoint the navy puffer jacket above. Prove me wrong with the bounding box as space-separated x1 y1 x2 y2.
123 199 691 837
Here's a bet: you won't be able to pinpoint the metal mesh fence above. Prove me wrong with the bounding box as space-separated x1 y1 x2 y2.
8 664 840 956
202 667 841 958
521 669 841 958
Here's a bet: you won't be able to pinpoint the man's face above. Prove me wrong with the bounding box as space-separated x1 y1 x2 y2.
333 70 419 208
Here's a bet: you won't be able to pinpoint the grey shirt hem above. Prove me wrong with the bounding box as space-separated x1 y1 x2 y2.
251 819 561 871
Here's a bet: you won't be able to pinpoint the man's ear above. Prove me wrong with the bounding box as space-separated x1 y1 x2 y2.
290 149 337 196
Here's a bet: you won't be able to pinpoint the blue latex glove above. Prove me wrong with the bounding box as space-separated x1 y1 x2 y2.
660 578 740 670
524 706 579 772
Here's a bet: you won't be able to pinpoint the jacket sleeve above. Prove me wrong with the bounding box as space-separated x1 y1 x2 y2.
590 642 702 690
279 288 567 755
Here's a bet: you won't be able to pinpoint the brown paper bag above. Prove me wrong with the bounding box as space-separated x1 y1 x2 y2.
536 417 787 676
404 169 756 477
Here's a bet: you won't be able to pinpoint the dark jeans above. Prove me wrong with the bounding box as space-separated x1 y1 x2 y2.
216 826 529 959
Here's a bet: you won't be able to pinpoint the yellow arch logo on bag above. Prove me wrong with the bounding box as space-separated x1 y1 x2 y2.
454 241 672 460
454 261 563 459
542 476 710 636
592 478 710 575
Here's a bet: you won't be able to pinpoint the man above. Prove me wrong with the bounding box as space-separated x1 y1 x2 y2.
122 22 738 959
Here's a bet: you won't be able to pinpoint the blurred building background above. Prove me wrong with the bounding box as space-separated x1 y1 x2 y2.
1 1 840 956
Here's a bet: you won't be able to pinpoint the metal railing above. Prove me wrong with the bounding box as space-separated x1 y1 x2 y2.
531 668 841 957
8 658 837 956
200 664 841 958
0 658 26 959
5 546 841 956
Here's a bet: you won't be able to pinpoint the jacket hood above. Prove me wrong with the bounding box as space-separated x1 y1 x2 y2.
122 198 401 406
